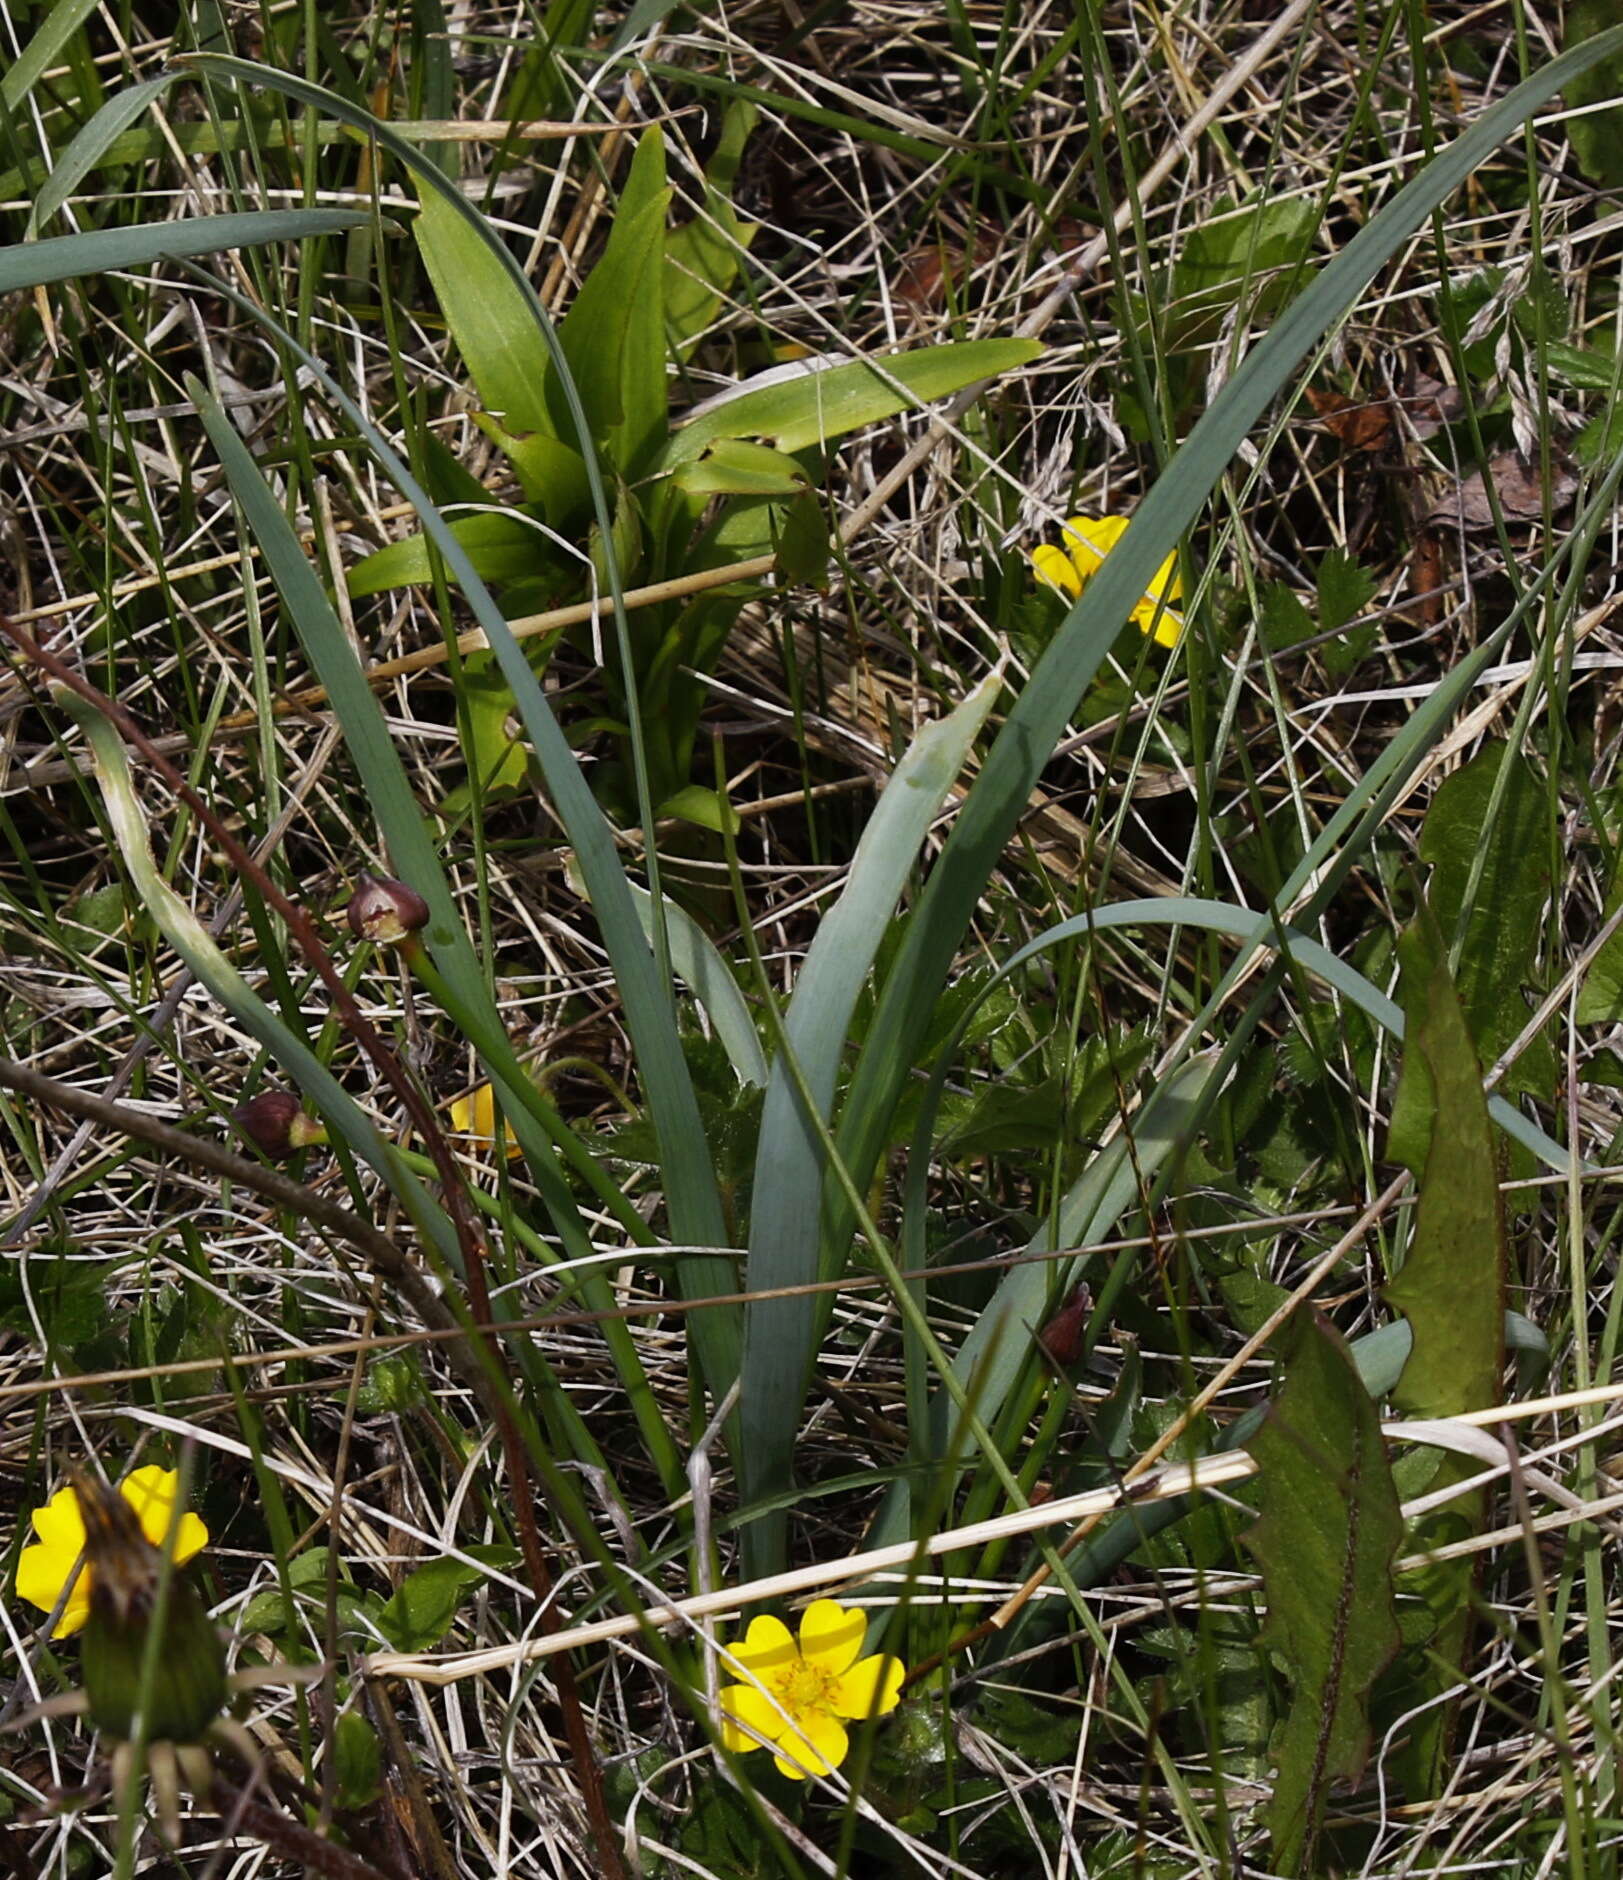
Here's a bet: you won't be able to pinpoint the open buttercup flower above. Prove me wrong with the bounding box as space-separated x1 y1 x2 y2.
718 1599 905 1780
17 1466 209 1639
1030 513 1185 648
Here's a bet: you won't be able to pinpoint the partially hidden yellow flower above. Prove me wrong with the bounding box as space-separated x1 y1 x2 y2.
718 1599 904 1780
1031 513 1185 648
16 1467 209 1639
448 1082 523 1159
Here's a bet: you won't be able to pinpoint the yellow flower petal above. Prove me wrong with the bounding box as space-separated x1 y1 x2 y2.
1061 513 1129 580
718 1681 786 1755
830 1651 905 1721
728 1612 797 1676
449 1083 523 1159
16 1542 91 1637
771 1707 848 1782
797 1599 865 1676
1132 598 1185 648
1030 543 1081 597
120 1467 208 1565
14 1468 208 1636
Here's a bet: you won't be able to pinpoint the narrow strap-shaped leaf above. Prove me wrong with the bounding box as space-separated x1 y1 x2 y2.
54 690 464 1277
0 210 366 294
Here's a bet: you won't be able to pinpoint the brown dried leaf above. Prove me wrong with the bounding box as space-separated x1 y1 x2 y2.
1395 370 1464 441
1426 449 1577 529
1307 385 1391 454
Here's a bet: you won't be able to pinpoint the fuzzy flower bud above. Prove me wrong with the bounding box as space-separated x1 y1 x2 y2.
233 1091 326 1160
344 872 430 947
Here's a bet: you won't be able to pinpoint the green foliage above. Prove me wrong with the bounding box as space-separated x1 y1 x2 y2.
1384 898 1508 1794
1244 1309 1403 1876
1563 0 1623 185
331 1711 382 1811
375 1545 521 1653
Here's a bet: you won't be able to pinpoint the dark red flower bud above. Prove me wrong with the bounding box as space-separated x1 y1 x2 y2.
234 1091 326 1159
344 872 429 947
1038 1282 1091 1368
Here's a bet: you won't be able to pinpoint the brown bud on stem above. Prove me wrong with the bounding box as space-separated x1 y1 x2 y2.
344 872 430 948
233 1091 327 1160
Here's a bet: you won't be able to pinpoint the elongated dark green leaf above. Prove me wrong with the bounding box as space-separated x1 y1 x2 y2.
546 127 670 473
662 338 1044 462
0 210 366 294
1245 1309 1403 1876
1416 740 1551 1087
183 56 738 1399
1384 898 1507 1794
830 24 1622 1315
29 71 178 232
3 0 103 111
665 99 757 355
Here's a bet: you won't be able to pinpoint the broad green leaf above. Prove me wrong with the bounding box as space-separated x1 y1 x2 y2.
1166 190 1319 351
656 782 739 834
1245 1309 1403 1876
0 209 366 294
444 648 534 807
546 128 671 474
661 338 1045 463
346 509 554 595
1384 900 1507 1794
665 99 758 353
1317 549 1379 678
1578 873 1623 1024
671 438 809 498
331 1712 382 1812
1564 0 1623 185
470 416 589 524
375 1545 519 1652
414 183 553 434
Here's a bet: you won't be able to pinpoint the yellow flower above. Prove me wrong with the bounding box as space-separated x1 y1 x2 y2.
1031 513 1185 648
449 1082 523 1159
16 1467 209 1639
718 1599 904 1781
